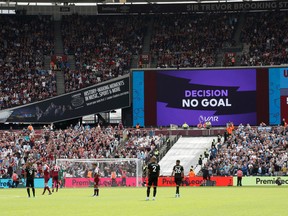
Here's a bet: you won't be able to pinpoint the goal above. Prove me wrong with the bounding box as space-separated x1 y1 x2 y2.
56 158 143 187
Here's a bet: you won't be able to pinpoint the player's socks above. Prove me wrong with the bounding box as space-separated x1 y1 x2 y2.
176 186 179 194
56 185 59 192
27 188 31 197
94 189 97 196
32 188 35 197
153 187 157 197
96 189 99 196
147 187 151 197
42 187 46 195
47 187 52 194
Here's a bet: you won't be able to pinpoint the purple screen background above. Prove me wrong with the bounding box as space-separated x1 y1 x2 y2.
156 69 256 126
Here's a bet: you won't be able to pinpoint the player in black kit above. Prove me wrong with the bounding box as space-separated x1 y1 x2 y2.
146 156 160 201
171 160 184 198
25 162 37 198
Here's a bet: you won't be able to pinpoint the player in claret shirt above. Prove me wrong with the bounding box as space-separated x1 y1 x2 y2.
92 172 100 197
171 160 184 198
42 164 52 195
25 162 37 198
51 164 60 192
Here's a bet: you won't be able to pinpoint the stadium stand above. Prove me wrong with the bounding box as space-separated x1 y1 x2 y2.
240 12 288 66
204 124 288 176
61 15 147 93
0 11 287 110
159 137 216 176
1 123 287 178
0 15 56 109
0 125 165 178
1 9 288 179
150 13 238 68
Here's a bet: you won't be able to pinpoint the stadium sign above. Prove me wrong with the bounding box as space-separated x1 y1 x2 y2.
158 176 232 187
64 176 233 187
0 75 130 123
233 176 288 186
0 178 52 189
65 177 141 187
98 1 288 14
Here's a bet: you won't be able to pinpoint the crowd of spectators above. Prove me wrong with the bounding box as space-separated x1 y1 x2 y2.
240 12 288 66
205 124 288 177
61 15 147 92
1 12 288 109
0 124 164 179
2 12 288 182
63 68 101 93
0 15 56 109
0 69 57 109
1 121 288 180
150 13 237 68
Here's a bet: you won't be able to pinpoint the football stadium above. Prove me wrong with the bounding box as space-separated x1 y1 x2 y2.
0 0 288 215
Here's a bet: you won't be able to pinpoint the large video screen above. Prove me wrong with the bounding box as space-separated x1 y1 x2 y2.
132 69 260 127
156 69 256 126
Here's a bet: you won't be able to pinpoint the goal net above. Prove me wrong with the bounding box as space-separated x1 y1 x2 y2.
56 158 143 188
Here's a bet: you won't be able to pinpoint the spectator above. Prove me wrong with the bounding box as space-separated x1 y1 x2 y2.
237 168 243 186
12 171 19 188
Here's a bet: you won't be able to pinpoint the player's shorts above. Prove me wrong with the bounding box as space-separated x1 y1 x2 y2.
148 176 158 187
26 179 34 188
53 176 59 182
174 177 182 186
94 183 99 188
203 175 208 180
44 176 50 183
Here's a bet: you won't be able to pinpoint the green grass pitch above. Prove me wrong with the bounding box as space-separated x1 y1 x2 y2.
0 187 287 216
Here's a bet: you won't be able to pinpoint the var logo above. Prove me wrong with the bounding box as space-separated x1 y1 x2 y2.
198 115 219 123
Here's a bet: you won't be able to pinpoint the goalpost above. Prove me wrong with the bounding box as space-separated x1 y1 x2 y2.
56 158 143 187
